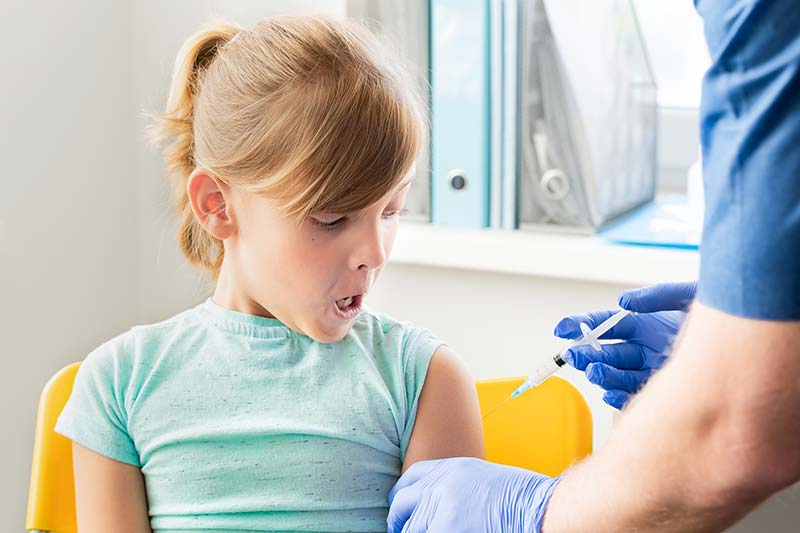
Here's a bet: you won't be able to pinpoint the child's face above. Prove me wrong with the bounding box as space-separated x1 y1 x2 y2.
224 174 413 343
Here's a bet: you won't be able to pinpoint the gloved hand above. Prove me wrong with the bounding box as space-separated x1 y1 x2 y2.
387 457 559 533
554 281 697 409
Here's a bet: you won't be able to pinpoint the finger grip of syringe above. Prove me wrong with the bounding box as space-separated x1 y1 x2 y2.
511 353 567 398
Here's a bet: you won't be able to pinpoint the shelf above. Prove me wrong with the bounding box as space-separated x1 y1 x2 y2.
389 222 699 286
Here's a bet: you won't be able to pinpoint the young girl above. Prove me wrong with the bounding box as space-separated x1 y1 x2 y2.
55 15 484 533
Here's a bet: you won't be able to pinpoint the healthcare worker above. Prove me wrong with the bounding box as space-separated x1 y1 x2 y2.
387 0 800 531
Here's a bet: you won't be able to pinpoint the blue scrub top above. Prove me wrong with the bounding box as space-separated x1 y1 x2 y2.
695 0 800 320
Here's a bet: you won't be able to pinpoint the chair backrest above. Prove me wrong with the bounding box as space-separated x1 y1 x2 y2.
27 362 80 533
476 376 592 477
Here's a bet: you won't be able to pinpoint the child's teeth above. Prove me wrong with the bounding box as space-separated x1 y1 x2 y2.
338 296 353 308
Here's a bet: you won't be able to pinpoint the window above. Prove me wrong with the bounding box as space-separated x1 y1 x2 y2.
633 0 710 110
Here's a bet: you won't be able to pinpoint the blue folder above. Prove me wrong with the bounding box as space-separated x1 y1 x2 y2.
430 0 492 228
598 194 701 250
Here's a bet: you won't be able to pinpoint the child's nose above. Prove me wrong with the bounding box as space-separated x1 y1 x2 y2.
350 222 387 271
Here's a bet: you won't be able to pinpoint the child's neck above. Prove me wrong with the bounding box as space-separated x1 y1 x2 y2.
213 262 276 319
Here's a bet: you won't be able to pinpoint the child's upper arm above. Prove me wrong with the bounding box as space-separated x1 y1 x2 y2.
72 441 152 533
402 345 485 472
55 336 142 466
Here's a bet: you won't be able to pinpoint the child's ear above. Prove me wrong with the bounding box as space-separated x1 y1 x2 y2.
186 169 236 240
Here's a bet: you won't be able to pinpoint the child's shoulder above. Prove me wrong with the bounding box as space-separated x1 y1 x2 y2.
352 307 444 362
81 302 205 369
351 306 421 343
127 302 204 338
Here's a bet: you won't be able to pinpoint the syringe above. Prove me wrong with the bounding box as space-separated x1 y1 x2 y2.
483 309 632 420
510 309 632 400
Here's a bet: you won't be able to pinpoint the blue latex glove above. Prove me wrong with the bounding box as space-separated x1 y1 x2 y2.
554 281 697 409
387 457 559 533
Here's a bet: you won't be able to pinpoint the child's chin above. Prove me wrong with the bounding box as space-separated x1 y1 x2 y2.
306 321 352 344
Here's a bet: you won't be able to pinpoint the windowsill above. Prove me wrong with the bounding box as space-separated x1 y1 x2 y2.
390 222 699 286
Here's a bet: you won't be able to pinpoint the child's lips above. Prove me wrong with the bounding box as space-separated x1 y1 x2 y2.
333 293 363 318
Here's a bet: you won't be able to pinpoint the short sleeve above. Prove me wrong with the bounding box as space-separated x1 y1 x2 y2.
54 335 141 466
398 326 446 461
695 0 800 319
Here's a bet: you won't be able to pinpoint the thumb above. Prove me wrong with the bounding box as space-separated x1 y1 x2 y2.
388 460 440 505
386 485 418 533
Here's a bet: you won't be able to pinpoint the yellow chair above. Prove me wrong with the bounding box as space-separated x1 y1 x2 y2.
27 362 80 533
476 376 592 477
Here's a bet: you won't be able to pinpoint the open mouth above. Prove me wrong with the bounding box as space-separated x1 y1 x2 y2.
334 293 363 319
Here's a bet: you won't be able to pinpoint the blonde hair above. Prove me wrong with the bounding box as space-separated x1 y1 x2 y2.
149 16 427 278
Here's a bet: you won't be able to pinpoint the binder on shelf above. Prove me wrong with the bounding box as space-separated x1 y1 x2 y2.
353 0 656 233
500 0 520 229
430 0 492 228
517 0 657 231
490 0 503 228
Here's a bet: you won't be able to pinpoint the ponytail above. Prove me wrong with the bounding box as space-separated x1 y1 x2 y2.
148 22 241 279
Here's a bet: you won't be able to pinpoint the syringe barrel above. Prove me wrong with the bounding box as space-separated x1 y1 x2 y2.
528 353 565 387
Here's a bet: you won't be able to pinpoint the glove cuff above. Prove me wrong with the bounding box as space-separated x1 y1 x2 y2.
525 474 562 533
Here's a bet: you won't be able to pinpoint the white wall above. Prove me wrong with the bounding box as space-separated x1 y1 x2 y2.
368 264 626 450
2 0 138 528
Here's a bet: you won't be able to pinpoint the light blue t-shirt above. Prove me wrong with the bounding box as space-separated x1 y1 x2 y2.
55 298 444 532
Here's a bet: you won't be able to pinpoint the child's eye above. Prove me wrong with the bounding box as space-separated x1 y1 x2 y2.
309 208 407 231
310 215 346 230
383 208 408 220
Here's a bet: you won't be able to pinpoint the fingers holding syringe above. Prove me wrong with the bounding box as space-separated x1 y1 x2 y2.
563 343 646 372
554 310 635 340
585 363 652 394
602 389 632 410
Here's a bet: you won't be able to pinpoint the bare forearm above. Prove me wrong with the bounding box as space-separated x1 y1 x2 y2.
542 303 800 532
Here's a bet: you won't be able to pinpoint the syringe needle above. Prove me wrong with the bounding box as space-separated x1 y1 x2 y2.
481 395 513 420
